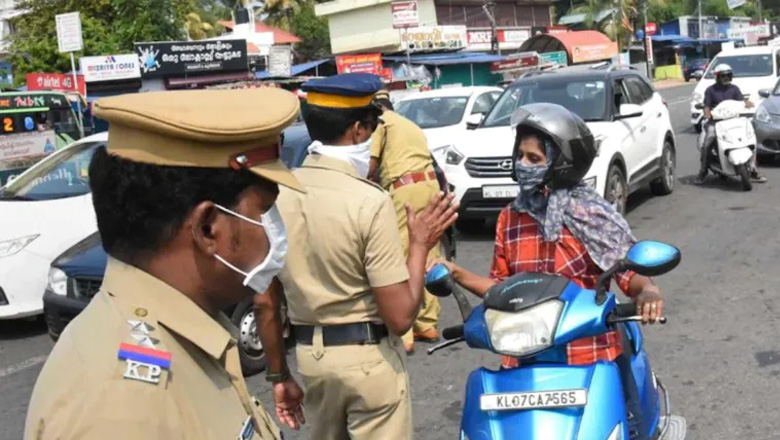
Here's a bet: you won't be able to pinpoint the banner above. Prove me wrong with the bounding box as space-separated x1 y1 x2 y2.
134 39 248 78
491 52 538 73
402 26 467 52
0 130 57 162
727 0 747 9
538 51 568 68
336 53 383 74
467 28 531 51
269 45 292 77
26 73 86 96
571 42 618 64
392 1 418 29
80 54 141 83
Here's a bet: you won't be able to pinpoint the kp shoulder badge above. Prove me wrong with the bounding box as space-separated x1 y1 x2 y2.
117 343 172 385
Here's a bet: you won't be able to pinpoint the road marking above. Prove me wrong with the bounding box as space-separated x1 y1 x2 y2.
0 355 48 379
667 97 690 106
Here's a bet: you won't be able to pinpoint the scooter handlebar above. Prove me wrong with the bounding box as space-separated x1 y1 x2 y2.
442 325 465 340
610 303 667 324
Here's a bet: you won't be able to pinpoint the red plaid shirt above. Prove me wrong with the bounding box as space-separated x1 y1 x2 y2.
490 207 636 368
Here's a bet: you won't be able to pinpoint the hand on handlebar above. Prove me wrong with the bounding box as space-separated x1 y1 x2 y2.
427 257 458 274
634 287 664 325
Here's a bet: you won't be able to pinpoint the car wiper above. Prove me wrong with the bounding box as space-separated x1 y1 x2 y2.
0 192 33 201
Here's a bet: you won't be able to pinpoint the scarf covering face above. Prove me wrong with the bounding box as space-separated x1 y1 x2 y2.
511 141 635 271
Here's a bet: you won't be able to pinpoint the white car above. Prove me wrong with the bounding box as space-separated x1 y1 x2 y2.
439 66 677 231
691 44 780 131
0 132 106 319
395 86 503 156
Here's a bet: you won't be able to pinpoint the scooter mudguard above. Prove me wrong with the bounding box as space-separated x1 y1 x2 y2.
460 363 627 440
727 147 752 166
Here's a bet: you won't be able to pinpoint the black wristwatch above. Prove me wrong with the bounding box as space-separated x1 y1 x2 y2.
265 367 291 384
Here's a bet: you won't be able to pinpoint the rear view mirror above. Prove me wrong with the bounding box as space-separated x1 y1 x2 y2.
623 240 682 277
615 103 643 120
424 263 454 297
759 89 772 98
694 103 704 110
465 113 483 130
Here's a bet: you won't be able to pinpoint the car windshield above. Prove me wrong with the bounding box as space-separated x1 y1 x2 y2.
0 141 101 201
395 96 469 129
483 79 608 127
704 55 773 79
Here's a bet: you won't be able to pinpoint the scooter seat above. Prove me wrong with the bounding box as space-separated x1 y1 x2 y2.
484 272 570 312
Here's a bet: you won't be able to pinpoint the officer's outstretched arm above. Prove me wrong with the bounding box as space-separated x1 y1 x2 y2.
253 278 290 377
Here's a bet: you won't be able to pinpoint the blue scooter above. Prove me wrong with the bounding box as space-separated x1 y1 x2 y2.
425 241 687 440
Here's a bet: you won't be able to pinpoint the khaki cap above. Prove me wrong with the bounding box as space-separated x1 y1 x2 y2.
93 88 304 192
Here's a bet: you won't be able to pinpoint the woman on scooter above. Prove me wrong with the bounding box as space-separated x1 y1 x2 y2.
431 103 664 368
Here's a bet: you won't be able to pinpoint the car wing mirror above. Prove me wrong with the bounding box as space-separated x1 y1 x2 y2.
615 103 643 120
465 113 483 130
759 89 772 98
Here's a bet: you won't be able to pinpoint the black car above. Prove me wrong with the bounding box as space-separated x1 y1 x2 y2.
43 122 456 376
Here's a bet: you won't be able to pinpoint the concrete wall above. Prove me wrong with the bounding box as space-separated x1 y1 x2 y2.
317 0 438 54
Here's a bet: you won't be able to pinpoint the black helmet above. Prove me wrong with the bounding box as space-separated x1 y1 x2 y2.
510 103 596 190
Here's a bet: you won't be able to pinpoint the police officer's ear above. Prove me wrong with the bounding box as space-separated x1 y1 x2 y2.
189 201 222 256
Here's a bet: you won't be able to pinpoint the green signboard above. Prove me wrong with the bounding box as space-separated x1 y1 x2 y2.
539 51 568 68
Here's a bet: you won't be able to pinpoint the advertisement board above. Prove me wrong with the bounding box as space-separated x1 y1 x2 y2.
392 1 418 29
491 52 538 73
134 39 248 78
538 51 568 68
402 26 467 52
336 53 383 74
571 42 618 64
26 73 86 96
80 54 141 83
0 130 57 162
467 28 530 51
269 45 292 77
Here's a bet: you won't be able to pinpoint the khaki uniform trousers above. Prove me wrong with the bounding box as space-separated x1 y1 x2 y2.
295 330 412 440
388 178 442 345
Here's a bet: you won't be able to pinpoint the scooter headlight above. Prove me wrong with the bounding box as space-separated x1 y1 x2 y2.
606 423 623 440
693 92 703 104
485 300 562 357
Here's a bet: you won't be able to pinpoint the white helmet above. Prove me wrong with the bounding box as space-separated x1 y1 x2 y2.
714 64 733 78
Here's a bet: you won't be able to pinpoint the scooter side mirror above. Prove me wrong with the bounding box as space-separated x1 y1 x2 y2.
623 240 682 277
694 103 704 110
424 263 454 298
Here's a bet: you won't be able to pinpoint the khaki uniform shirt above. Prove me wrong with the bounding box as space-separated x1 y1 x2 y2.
276 154 409 326
24 258 280 440
370 110 434 189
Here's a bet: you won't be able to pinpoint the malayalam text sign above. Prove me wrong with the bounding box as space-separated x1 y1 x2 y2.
336 53 383 75
0 130 57 162
55 12 83 53
392 1 419 29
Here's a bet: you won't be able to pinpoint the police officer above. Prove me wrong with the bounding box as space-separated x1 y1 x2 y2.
268 73 458 439
369 90 443 353
24 88 305 439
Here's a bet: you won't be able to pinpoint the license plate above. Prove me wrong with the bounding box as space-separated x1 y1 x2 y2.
482 185 519 199
480 389 587 412
694 69 704 75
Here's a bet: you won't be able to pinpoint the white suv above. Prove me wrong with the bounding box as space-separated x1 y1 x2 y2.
438 65 677 231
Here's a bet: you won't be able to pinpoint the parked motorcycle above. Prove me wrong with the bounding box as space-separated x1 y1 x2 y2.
425 240 687 440
695 98 756 191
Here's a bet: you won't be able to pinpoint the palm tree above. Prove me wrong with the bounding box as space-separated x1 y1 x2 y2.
261 0 301 31
571 0 637 46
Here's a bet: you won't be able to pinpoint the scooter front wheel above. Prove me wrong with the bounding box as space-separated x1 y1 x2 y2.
736 164 752 191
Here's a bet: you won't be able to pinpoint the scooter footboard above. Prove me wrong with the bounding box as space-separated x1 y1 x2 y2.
461 363 627 440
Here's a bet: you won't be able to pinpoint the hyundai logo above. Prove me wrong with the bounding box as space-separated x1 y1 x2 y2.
499 159 513 170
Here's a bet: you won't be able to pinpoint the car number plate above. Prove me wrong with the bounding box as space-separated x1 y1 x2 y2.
482 185 519 199
480 389 587 412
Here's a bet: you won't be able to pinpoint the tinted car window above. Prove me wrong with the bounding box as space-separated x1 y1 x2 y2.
396 97 469 128
471 92 498 114
704 54 773 78
624 76 650 105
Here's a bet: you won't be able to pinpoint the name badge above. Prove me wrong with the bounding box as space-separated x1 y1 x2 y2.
238 415 255 440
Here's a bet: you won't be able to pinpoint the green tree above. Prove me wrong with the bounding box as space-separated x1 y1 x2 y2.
9 0 196 85
289 0 330 61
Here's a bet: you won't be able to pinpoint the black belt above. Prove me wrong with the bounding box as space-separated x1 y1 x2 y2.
293 322 389 346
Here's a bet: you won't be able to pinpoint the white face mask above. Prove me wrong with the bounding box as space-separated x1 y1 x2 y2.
308 140 372 178
213 204 288 294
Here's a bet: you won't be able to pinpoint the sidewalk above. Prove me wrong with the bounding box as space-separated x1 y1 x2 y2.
652 78 691 90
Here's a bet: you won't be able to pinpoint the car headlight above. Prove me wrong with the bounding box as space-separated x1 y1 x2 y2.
485 300 562 357
693 92 703 104
606 423 623 440
432 145 465 165
582 176 597 189
755 106 772 123
48 268 68 296
0 234 40 259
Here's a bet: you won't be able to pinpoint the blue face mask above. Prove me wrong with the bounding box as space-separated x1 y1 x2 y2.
515 161 548 193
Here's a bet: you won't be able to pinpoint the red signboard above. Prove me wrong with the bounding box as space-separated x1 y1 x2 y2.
379 68 394 82
491 52 538 73
646 22 658 36
26 73 86 96
336 54 383 75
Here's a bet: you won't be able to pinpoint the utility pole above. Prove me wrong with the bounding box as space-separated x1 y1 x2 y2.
758 0 764 22
483 0 499 55
698 0 702 40
643 0 651 78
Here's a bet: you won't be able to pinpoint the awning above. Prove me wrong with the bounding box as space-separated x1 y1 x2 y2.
519 31 617 64
255 59 330 79
166 72 254 88
382 52 506 66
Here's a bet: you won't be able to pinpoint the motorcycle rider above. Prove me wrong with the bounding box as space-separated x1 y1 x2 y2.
695 64 766 184
430 103 664 370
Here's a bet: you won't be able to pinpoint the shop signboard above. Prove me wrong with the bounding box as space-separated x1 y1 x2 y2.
467 28 531 51
134 39 248 79
55 12 83 53
538 51 568 68
571 42 618 64
645 22 657 36
491 52 538 73
401 26 467 52
391 1 418 29
728 24 770 45
336 53 383 75
80 54 141 83
26 73 86 96
269 45 292 77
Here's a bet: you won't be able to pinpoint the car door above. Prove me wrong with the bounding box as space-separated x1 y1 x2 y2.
611 77 644 179
625 75 662 171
